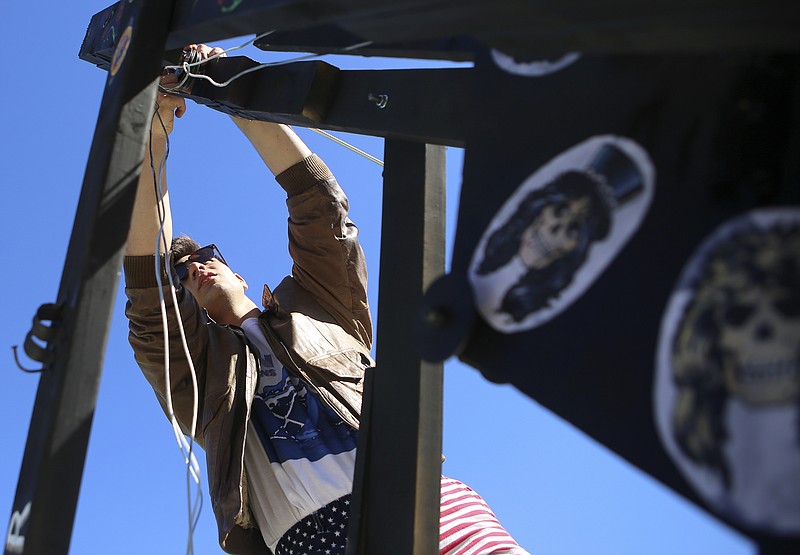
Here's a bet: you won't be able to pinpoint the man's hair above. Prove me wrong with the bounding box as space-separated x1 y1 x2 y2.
171 235 201 265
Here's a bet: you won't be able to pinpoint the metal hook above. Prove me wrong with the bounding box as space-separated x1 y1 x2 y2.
367 93 389 109
13 302 63 374
12 346 44 374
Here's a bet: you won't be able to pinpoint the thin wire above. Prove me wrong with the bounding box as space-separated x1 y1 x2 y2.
160 30 276 94
11 346 44 373
164 30 276 73
151 113 202 554
150 112 196 479
200 30 276 60
150 106 204 555
165 40 373 90
309 128 384 167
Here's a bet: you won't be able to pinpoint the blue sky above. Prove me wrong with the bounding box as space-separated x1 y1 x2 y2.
1 3 755 554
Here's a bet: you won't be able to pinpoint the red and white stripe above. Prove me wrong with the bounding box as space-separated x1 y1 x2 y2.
439 477 530 555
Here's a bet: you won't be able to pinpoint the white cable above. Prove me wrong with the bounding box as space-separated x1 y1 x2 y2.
149 108 204 554
152 153 202 555
166 40 373 89
164 30 277 74
151 112 201 483
160 31 276 94
308 128 384 167
199 30 277 61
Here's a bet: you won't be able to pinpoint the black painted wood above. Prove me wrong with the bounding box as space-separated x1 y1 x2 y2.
81 0 800 69
166 57 471 146
347 140 446 555
6 1 174 553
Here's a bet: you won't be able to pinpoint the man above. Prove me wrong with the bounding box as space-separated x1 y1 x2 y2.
125 44 528 555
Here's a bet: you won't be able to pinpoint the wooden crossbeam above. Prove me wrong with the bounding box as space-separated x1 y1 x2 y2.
174 57 470 146
252 27 477 61
80 0 800 71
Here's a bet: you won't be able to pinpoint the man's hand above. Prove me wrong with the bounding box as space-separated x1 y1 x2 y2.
151 44 226 138
152 92 186 139
185 43 227 62
175 43 311 176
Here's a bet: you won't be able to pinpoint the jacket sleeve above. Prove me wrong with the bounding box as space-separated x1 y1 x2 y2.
123 254 209 442
276 154 373 349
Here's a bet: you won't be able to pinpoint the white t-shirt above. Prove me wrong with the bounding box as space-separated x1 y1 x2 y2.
240 318 358 551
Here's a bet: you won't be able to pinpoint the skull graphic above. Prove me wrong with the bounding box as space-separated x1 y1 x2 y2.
657 209 800 535
518 199 589 269
720 287 800 406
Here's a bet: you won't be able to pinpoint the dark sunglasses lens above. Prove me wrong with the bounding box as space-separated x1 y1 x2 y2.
175 263 189 281
190 246 217 263
175 245 224 281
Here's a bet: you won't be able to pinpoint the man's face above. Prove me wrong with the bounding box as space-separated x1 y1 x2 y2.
176 248 248 315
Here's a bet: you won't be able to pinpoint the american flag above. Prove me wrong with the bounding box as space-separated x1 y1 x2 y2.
439 477 530 555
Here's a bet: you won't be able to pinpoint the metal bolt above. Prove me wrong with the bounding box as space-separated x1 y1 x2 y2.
424 308 448 329
367 93 389 109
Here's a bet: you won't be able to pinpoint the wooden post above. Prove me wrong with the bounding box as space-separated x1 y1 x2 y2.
348 140 446 554
5 1 173 553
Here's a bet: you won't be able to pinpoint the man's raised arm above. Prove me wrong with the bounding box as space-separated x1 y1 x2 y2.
125 92 186 256
232 118 312 177
185 44 312 177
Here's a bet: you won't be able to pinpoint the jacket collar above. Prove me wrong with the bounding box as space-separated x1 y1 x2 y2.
261 284 279 313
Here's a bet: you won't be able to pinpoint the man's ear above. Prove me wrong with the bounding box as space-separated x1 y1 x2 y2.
235 273 249 291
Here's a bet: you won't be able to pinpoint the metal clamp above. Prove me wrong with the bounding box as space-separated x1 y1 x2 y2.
12 303 63 373
367 93 389 109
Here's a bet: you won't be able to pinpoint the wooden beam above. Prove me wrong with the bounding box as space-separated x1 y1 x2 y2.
155 57 471 146
339 0 800 54
80 0 800 71
322 68 469 146
6 1 174 553
181 57 341 125
253 26 476 61
347 139 446 555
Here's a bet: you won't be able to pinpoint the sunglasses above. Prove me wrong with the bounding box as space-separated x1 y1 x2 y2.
174 244 228 281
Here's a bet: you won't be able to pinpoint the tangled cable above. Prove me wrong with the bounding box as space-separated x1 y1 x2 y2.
162 34 372 90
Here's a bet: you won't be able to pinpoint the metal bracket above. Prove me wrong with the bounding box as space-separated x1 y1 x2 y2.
12 303 63 373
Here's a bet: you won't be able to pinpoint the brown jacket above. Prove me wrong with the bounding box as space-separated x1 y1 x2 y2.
124 155 373 554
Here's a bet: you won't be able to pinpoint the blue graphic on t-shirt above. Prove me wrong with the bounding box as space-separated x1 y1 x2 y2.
250 353 358 464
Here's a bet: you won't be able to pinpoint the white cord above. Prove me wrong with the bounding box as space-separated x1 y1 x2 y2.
164 39 373 89
165 30 277 75
309 128 384 167
149 108 204 555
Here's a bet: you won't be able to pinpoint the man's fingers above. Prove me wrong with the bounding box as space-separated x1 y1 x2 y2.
156 93 185 113
160 71 180 89
174 97 187 118
153 42 218 127
184 43 226 61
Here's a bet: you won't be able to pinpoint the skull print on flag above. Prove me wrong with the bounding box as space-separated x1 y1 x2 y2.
421 47 800 544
